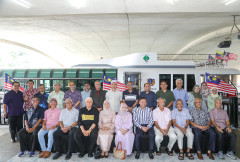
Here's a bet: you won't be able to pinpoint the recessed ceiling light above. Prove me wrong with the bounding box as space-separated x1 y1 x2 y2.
69 0 86 9
225 0 236 5
12 0 31 8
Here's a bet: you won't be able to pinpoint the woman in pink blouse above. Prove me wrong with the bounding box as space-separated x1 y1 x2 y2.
38 98 61 158
97 100 116 158
115 103 134 156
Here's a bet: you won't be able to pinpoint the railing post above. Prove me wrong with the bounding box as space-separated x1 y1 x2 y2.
230 97 239 128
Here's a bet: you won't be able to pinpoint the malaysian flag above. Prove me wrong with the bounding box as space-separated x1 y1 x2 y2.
205 72 236 95
5 73 24 91
103 75 128 92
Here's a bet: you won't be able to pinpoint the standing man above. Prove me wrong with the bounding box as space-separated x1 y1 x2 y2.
64 81 82 109
48 82 64 109
81 82 91 108
173 78 188 109
18 97 44 157
156 81 175 110
23 80 38 111
133 97 155 159
190 98 216 160
34 84 49 110
139 83 157 110
106 80 122 113
122 81 139 112
3 81 24 142
90 80 106 111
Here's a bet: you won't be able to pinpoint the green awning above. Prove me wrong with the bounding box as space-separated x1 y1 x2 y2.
105 69 117 78
52 69 64 78
14 70 26 78
65 69 77 78
92 69 103 78
79 69 90 78
27 70 38 78
39 70 51 78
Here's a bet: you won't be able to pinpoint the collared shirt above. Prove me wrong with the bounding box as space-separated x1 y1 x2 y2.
171 108 192 128
34 92 49 110
44 107 62 129
133 106 154 129
122 89 139 107
48 90 65 109
153 107 171 129
3 90 24 117
64 89 82 109
106 89 122 112
190 108 210 128
79 107 99 130
209 108 229 129
90 89 106 108
23 88 38 111
156 90 175 110
59 108 79 127
139 91 157 109
24 106 44 128
172 88 188 109
81 90 92 108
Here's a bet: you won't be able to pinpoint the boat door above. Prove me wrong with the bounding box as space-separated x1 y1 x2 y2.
124 72 141 93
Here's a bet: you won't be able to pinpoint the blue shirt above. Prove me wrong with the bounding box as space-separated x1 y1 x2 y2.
133 107 154 129
139 91 157 109
171 108 192 128
3 90 24 117
34 92 49 110
172 88 188 109
81 90 91 108
122 89 139 107
24 106 44 128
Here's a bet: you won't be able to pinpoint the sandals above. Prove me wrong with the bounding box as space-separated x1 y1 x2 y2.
165 148 173 156
186 152 194 160
178 152 184 160
156 150 161 156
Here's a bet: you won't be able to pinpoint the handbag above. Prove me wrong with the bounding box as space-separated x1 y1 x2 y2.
94 145 102 159
113 142 126 160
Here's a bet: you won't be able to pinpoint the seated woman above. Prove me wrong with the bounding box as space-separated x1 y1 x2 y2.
207 87 222 111
38 98 61 158
115 103 134 156
97 100 116 158
188 85 207 110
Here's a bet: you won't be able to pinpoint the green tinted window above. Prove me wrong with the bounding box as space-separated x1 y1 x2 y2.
105 69 117 78
14 70 26 78
65 69 77 78
92 69 103 78
40 70 51 78
27 70 38 78
52 70 64 78
79 69 90 78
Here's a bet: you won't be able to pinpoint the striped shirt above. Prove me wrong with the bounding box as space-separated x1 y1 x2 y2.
133 106 154 129
59 108 79 127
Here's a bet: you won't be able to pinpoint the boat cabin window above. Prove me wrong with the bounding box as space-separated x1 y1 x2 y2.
187 74 196 92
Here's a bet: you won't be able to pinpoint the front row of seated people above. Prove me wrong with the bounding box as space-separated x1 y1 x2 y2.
17 96 237 160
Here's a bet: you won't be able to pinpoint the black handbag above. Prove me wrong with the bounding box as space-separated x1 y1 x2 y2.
94 145 102 159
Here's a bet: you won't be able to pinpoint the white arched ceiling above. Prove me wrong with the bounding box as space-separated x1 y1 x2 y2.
0 0 240 68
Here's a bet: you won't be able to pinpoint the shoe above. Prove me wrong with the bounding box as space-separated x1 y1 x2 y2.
65 152 72 160
43 151 51 158
148 152 154 159
218 151 224 159
52 152 62 160
18 150 28 157
11 139 16 143
88 152 93 157
156 150 161 156
29 151 35 157
197 153 203 160
135 153 140 159
78 152 85 158
39 151 46 158
227 151 237 160
207 152 214 160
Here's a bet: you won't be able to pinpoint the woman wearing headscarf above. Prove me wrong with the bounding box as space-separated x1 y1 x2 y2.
115 103 135 156
207 87 222 111
97 100 116 158
187 85 207 110
200 82 211 108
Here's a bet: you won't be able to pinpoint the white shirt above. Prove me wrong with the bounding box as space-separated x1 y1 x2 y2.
59 107 79 127
106 89 122 112
153 107 171 129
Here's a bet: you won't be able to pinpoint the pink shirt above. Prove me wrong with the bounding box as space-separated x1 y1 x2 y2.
44 107 61 129
153 107 171 129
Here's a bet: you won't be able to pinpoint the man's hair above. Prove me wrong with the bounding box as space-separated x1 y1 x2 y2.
176 99 183 104
144 83 150 87
12 81 20 86
39 84 45 87
94 80 101 84
157 98 166 103
139 97 147 102
32 96 39 101
27 79 34 84
176 78 183 84
160 80 168 85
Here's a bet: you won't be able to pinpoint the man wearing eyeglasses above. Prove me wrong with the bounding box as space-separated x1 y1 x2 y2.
3 81 24 143
122 81 139 112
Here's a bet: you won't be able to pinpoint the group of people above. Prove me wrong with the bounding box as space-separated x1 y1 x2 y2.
2 78 237 160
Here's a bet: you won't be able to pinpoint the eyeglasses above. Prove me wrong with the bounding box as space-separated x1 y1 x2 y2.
195 102 202 103
65 102 72 104
32 100 39 102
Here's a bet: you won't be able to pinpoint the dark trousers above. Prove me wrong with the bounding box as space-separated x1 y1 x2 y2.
8 115 23 140
53 127 77 153
214 127 236 152
192 127 216 152
135 125 155 153
18 126 41 152
74 128 98 153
